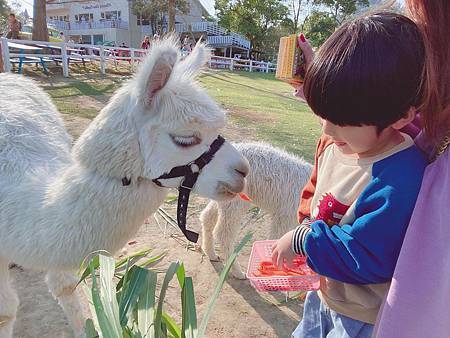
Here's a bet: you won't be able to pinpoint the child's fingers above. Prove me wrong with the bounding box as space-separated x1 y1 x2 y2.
271 248 279 266
276 255 285 270
298 33 314 66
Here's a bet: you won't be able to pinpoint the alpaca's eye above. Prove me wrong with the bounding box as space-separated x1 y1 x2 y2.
171 135 202 148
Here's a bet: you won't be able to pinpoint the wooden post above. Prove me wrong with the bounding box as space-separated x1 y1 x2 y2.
249 59 253 72
61 42 69 77
266 62 269 73
229 58 234 71
1 38 11 72
99 45 105 74
130 48 135 71
0 41 3 73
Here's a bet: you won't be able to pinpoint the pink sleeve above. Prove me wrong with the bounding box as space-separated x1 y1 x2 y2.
400 114 422 138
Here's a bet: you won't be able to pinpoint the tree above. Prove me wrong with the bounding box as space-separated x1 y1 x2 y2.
283 0 312 34
303 10 337 46
0 0 11 35
33 0 48 41
216 0 289 52
131 0 189 35
313 0 369 24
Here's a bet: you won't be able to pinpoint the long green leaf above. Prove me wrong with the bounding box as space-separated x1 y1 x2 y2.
162 312 181 338
90 258 122 338
119 266 149 327
154 262 180 338
99 255 122 336
77 250 110 284
197 232 253 338
138 252 167 269
137 271 158 338
181 277 197 338
176 263 186 289
115 248 153 270
85 318 99 338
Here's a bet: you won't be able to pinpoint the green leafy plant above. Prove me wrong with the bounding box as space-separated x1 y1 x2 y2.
80 232 252 338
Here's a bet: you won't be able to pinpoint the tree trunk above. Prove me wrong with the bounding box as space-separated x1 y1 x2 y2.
32 0 48 41
168 0 175 32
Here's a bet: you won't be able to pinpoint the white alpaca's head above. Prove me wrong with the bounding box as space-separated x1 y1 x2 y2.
73 36 249 200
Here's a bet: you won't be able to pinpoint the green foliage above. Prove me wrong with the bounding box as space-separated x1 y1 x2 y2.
131 0 190 34
0 0 11 35
313 0 369 24
81 233 253 338
215 0 290 52
303 10 337 47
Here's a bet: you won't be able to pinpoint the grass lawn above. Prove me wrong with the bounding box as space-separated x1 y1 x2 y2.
38 68 321 161
200 71 321 160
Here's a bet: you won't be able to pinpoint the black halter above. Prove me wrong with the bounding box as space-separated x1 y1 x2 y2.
150 135 226 243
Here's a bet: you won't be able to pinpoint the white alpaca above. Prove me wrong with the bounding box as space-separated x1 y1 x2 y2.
200 142 312 279
0 37 249 338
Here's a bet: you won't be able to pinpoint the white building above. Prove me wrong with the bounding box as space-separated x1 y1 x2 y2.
46 0 251 54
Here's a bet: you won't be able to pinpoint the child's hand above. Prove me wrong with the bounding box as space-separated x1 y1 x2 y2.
271 230 298 269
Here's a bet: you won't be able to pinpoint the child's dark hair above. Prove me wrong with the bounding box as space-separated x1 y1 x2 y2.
304 12 425 132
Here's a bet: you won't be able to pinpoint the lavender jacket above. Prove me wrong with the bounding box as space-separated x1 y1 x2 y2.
375 132 450 337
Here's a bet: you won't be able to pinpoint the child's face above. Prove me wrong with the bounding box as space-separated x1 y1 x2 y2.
320 119 392 158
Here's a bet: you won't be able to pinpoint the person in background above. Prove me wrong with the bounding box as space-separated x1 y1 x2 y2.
374 1 450 336
6 13 21 39
141 36 151 49
289 1 449 337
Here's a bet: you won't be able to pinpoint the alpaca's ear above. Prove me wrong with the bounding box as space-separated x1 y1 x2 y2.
144 50 177 106
181 39 210 76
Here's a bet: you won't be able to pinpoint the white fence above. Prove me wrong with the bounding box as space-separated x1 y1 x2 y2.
0 38 275 77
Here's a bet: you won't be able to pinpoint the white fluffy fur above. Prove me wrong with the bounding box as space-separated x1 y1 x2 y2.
0 36 249 338
200 142 312 279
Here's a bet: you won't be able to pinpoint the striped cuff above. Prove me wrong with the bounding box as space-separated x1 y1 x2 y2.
292 224 311 256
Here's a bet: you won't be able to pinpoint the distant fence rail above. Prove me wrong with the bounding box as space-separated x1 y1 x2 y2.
0 38 275 77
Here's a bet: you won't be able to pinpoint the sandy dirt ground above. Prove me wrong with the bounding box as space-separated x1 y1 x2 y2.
11 114 305 338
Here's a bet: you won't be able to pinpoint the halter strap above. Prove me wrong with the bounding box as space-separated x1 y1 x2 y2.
151 135 226 242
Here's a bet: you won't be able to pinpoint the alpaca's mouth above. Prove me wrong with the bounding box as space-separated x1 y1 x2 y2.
217 181 245 198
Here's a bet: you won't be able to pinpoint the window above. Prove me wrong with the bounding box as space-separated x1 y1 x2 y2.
93 34 104 45
137 17 150 26
101 11 121 20
81 35 92 44
75 13 93 22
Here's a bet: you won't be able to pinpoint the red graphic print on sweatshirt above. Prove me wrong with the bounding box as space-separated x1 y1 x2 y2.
316 193 350 226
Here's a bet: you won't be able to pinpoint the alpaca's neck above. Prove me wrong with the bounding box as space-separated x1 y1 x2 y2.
37 163 168 268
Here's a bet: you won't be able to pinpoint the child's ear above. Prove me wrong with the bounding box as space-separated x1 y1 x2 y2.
392 107 417 130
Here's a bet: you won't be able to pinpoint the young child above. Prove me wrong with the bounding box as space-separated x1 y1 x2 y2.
272 12 428 338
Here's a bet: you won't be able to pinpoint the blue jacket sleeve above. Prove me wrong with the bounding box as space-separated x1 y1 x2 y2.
303 147 427 284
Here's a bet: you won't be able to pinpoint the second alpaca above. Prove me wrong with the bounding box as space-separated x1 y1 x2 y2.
201 142 312 279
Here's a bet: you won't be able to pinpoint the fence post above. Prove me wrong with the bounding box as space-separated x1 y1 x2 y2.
1 37 11 72
266 62 269 73
99 46 105 74
249 59 252 72
130 48 135 71
229 58 234 71
61 42 69 77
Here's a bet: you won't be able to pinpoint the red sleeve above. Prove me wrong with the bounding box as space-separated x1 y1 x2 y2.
297 134 334 223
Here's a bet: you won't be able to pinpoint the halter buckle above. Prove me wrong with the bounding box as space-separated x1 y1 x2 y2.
180 183 193 191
